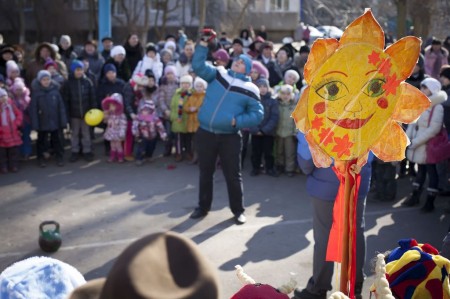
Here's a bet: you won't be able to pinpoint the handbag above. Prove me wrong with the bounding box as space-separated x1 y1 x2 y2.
425 105 450 164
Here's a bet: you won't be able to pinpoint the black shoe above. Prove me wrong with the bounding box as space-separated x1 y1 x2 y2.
190 208 208 219
286 171 295 177
69 153 79 162
293 288 326 299
84 152 94 162
234 213 246 225
56 159 64 167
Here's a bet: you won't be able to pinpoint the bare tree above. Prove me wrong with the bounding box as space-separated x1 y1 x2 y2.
198 0 206 32
395 0 407 38
408 0 433 40
153 0 182 40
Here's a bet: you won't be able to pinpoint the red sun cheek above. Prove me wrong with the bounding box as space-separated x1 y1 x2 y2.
377 97 388 109
314 102 326 114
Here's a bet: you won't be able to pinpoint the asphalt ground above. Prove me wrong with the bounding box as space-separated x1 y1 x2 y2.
0 139 449 298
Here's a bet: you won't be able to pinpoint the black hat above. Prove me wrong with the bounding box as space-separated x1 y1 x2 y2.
232 38 244 47
101 37 113 43
145 69 155 79
146 44 157 54
431 38 442 45
440 65 450 80
299 45 310 54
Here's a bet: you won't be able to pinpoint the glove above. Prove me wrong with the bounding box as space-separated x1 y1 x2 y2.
199 28 217 42
199 28 218 52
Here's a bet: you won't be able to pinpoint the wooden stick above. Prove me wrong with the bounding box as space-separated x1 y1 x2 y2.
339 160 351 293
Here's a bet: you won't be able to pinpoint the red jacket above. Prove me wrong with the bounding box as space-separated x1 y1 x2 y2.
0 99 23 147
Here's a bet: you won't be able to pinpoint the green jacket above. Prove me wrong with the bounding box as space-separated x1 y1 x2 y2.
170 88 192 133
276 98 297 138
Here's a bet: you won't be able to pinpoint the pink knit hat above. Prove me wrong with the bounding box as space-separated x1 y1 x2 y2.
251 60 269 79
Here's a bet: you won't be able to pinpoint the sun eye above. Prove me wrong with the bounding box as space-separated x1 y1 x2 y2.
364 78 385 97
315 81 348 101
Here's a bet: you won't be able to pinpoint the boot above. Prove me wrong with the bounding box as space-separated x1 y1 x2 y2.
117 152 124 163
402 186 422 206
108 150 117 163
421 191 437 213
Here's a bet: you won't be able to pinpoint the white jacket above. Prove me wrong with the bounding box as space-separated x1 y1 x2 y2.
133 55 163 83
406 90 448 164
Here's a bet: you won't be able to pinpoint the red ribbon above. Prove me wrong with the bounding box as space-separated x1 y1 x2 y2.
326 159 361 298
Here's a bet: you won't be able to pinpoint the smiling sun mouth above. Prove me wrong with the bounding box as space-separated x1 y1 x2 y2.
327 114 374 129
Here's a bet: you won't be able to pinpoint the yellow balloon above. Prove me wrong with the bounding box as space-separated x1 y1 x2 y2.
84 109 104 126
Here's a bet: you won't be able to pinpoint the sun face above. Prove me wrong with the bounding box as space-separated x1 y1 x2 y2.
293 10 430 168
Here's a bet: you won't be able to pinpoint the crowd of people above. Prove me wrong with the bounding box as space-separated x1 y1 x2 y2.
0 28 308 175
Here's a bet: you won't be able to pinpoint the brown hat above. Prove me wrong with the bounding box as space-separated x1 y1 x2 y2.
68 232 220 299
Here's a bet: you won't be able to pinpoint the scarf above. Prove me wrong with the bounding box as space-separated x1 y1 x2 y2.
1 101 16 126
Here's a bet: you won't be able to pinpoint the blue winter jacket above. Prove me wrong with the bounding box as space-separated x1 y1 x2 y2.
297 132 372 201
249 92 279 136
192 45 263 134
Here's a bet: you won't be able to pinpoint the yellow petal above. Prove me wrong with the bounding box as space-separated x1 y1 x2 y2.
305 132 332 167
292 87 310 132
370 122 409 161
339 9 384 50
385 37 421 81
392 82 431 123
304 39 339 83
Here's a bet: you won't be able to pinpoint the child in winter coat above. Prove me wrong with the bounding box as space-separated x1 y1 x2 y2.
249 78 279 177
275 84 297 177
44 59 65 87
132 44 163 84
273 70 300 101
30 70 67 167
97 63 126 156
184 77 207 163
5 60 21 88
0 88 23 173
158 65 179 156
170 74 192 162
132 100 167 166
102 93 127 163
62 60 96 163
404 78 448 212
9 78 31 159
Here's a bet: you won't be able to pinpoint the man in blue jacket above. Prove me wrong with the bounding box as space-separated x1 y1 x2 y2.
294 132 372 299
189 31 264 224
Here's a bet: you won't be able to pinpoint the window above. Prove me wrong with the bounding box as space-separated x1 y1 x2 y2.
270 0 289 11
73 0 89 10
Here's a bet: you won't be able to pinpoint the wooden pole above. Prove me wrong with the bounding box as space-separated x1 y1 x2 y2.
339 161 351 294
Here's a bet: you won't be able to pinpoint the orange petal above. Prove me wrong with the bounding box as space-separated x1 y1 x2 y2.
339 10 384 50
385 37 421 81
371 122 409 161
304 39 339 83
292 87 310 132
392 82 430 123
305 132 332 168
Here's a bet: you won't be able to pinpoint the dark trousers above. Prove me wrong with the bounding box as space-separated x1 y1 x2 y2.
0 146 19 169
251 134 275 171
373 161 397 200
196 128 244 215
241 130 250 167
174 132 191 155
414 164 439 192
37 130 64 160
134 138 157 161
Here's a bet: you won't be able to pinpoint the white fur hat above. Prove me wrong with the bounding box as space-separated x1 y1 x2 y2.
111 45 126 57
194 77 207 90
180 74 193 85
421 77 442 96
